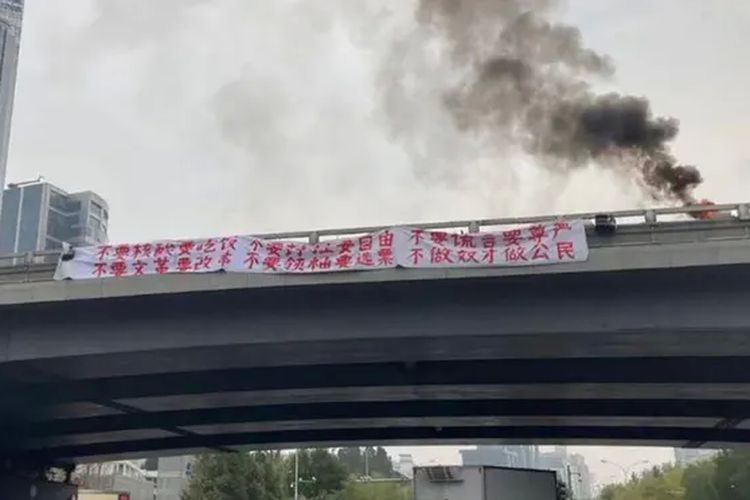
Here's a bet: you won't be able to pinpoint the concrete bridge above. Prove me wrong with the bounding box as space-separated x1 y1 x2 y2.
2 203 750 467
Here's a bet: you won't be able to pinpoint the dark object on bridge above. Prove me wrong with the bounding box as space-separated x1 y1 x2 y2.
594 214 617 235
60 248 75 262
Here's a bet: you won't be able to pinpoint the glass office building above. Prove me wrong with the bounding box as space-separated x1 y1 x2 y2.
0 180 109 253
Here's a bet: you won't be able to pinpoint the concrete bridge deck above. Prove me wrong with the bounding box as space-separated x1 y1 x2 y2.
1 205 750 464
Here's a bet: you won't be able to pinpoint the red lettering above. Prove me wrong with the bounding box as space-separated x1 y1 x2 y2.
93 262 108 277
110 261 128 277
267 243 283 256
359 235 373 252
430 247 454 264
263 255 280 271
430 232 448 246
179 241 195 256
557 241 575 260
219 251 233 267
457 250 479 263
482 248 495 264
220 237 237 251
249 239 264 252
96 246 112 261
177 256 192 272
410 229 425 245
553 221 572 238
529 224 546 244
532 243 550 260
193 256 212 270
155 257 170 274
115 244 130 260
503 229 522 247
285 257 305 271
378 248 394 266
133 260 147 276
285 243 305 258
482 235 496 249
244 251 260 269
319 256 332 270
504 247 527 262
357 252 375 267
338 239 355 254
308 257 320 271
409 248 424 265
336 254 353 269
378 231 394 248
155 243 175 257
453 234 476 248
133 244 152 259
198 238 217 253
313 243 334 255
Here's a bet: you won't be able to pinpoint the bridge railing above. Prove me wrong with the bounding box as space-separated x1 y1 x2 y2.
1 202 749 282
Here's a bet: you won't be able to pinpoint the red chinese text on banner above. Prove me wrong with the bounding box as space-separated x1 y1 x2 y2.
53 222 588 279
54 230 399 279
54 236 244 280
393 220 588 268
230 230 397 274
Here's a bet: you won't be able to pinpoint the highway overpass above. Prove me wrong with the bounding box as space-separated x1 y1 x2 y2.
2 204 750 467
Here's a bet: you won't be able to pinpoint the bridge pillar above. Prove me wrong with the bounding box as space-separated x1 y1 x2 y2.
0 475 77 500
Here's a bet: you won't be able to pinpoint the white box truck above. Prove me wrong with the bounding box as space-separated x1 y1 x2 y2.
414 465 559 500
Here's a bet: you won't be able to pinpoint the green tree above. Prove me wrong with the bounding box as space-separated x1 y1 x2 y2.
713 449 750 499
596 464 684 500
371 447 395 478
681 459 717 500
182 452 288 500
337 447 364 476
336 447 396 478
290 449 348 499
335 481 411 500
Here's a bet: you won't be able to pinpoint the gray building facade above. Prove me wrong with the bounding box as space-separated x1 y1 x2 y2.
156 455 194 500
0 0 23 211
0 180 108 253
461 445 540 470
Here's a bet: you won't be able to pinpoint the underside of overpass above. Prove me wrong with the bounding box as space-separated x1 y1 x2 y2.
2 258 750 466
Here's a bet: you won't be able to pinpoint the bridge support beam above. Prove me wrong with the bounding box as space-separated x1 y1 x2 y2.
0 475 77 500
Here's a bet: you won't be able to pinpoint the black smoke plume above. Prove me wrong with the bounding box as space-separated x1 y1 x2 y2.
414 0 703 203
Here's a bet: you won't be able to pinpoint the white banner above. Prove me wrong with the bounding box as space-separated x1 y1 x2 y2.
54 220 588 280
54 230 398 280
394 220 588 268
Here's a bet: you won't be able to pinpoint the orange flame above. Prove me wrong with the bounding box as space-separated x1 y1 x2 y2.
688 199 717 220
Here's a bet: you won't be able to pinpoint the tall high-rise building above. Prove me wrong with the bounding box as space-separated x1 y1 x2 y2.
568 453 593 500
0 179 108 254
0 0 24 211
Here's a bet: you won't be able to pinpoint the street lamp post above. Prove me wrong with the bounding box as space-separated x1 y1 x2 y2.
294 450 299 500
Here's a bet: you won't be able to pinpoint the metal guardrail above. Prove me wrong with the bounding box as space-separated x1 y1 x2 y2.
0 202 748 270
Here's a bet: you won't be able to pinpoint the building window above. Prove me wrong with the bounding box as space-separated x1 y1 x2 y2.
90 201 103 218
49 190 68 212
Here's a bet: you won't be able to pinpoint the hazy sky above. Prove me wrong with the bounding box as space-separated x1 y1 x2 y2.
7 0 748 487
